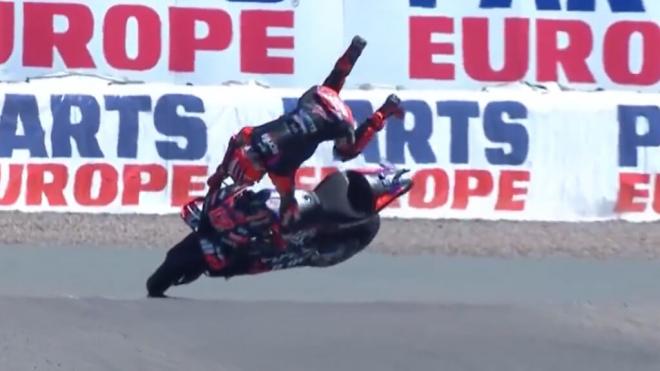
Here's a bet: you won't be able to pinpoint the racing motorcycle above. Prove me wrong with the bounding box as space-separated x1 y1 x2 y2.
145 164 414 298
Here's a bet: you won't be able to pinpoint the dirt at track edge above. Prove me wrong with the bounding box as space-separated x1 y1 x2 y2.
2 211 659 259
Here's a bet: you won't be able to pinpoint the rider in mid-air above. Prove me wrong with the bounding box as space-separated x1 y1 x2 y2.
200 35 404 271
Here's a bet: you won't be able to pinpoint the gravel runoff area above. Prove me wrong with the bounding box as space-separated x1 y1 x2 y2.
1 211 659 259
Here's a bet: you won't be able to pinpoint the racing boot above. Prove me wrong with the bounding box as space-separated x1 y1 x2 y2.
323 35 368 91
338 35 367 75
347 94 405 157
372 94 405 129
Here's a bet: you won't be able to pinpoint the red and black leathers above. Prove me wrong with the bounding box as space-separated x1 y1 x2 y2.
199 186 285 271
207 35 404 229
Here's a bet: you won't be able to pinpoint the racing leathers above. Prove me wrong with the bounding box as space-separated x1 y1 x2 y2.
207 35 405 230
198 185 285 272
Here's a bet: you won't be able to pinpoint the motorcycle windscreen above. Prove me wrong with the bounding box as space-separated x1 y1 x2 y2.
375 179 413 212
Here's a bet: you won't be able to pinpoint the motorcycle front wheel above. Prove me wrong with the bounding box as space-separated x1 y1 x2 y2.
146 232 208 297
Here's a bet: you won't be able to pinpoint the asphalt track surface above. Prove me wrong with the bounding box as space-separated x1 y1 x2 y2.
1 245 660 371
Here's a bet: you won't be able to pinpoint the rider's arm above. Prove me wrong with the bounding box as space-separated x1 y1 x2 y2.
268 171 298 212
268 172 295 201
333 94 404 162
322 36 366 93
333 114 382 162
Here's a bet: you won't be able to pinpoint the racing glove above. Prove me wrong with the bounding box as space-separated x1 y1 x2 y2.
280 195 301 230
206 166 227 191
267 172 301 230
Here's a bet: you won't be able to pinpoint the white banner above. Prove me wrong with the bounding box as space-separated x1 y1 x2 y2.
1 0 658 91
345 0 660 91
0 76 659 221
0 0 344 86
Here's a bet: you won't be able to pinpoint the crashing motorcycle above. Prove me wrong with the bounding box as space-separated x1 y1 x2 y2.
145 164 414 298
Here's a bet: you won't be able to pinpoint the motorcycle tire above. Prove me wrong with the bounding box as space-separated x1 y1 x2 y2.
146 232 208 297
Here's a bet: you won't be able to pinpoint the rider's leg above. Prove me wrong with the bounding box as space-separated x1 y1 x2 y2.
322 35 367 93
207 127 261 191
